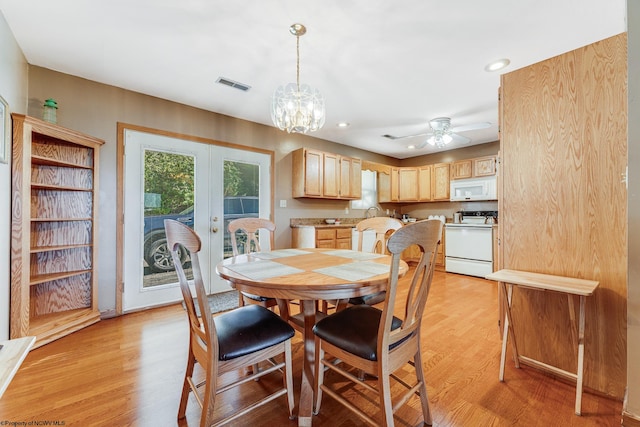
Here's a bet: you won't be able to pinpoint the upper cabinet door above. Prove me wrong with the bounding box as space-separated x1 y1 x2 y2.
323 152 340 198
418 165 432 201
304 149 324 197
398 167 419 201
473 156 497 177
450 160 473 180
340 157 362 199
432 163 450 200
378 172 391 203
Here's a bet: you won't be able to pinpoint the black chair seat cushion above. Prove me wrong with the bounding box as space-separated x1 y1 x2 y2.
313 305 404 361
215 304 295 361
348 291 386 306
242 292 275 302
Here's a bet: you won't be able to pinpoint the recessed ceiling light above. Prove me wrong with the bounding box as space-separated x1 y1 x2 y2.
484 58 511 72
407 144 416 150
336 122 350 128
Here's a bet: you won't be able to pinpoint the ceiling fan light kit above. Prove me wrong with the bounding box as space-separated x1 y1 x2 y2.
426 117 454 148
271 23 326 134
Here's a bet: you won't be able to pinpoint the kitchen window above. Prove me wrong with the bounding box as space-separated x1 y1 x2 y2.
351 170 377 209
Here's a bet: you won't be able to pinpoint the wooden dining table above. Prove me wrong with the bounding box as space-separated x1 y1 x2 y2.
216 247 407 427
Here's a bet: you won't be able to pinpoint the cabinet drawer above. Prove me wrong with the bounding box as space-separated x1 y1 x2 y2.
336 228 352 239
316 240 335 249
316 228 337 240
336 239 351 249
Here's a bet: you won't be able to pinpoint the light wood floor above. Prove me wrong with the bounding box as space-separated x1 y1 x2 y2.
1 271 622 426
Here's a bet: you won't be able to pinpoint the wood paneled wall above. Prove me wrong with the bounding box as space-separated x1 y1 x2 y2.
499 33 627 398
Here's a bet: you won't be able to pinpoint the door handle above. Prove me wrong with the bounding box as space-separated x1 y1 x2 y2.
211 227 219 233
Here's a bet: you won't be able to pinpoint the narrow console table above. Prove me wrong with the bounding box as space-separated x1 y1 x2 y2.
0 336 35 398
485 269 599 415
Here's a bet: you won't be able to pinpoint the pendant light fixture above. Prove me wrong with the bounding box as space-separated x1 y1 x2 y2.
271 23 325 134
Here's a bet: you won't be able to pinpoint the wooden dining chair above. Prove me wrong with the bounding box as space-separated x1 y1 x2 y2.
349 216 404 306
228 218 278 310
312 219 443 426
164 219 295 427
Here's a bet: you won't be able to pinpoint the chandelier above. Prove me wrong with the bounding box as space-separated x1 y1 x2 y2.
271 23 325 134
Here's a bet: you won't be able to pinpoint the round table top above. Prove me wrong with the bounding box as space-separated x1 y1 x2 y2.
216 248 407 300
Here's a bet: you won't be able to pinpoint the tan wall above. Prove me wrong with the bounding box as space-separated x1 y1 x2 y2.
500 34 627 398
401 140 499 167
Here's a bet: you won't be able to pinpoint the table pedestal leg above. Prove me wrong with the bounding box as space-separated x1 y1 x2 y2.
298 299 317 427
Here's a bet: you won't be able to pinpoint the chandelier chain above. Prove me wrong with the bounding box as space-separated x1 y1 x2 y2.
296 34 301 93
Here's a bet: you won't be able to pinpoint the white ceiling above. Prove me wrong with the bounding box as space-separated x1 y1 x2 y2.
0 0 627 159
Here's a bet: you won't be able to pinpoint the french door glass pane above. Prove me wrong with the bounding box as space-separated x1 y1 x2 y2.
223 160 260 258
142 150 195 287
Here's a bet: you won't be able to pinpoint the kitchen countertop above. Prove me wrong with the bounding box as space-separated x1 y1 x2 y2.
290 218 362 228
289 217 455 228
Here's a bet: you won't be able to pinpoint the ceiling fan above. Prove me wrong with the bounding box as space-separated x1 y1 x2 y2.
382 117 491 149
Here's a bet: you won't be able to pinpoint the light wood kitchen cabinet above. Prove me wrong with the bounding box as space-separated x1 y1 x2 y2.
398 168 419 201
293 148 323 197
431 163 450 200
473 155 497 177
450 159 473 180
339 156 362 199
450 156 496 180
377 172 391 203
322 152 339 198
389 167 419 202
292 148 361 199
390 168 399 201
315 227 352 249
10 114 104 348
371 156 494 204
418 165 432 201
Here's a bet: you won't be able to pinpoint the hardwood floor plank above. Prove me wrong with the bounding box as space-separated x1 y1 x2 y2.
0 271 622 426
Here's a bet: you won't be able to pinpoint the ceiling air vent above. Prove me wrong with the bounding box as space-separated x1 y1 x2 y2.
216 77 251 92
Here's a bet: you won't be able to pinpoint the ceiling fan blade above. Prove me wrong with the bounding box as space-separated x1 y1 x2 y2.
451 133 471 144
382 131 431 140
414 140 429 149
450 122 491 133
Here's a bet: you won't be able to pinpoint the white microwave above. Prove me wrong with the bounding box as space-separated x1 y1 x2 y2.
450 176 497 201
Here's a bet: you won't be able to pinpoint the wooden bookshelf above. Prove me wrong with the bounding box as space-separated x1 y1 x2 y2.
10 114 104 348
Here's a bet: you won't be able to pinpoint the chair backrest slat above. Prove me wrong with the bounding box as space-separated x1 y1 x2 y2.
164 219 217 362
356 217 403 254
228 218 276 256
381 219 442 354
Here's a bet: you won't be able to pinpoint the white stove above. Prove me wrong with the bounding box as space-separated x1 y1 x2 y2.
446 222 493 228
445 211 497 277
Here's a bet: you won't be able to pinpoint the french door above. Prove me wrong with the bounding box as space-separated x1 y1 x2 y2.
123 129 271 312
